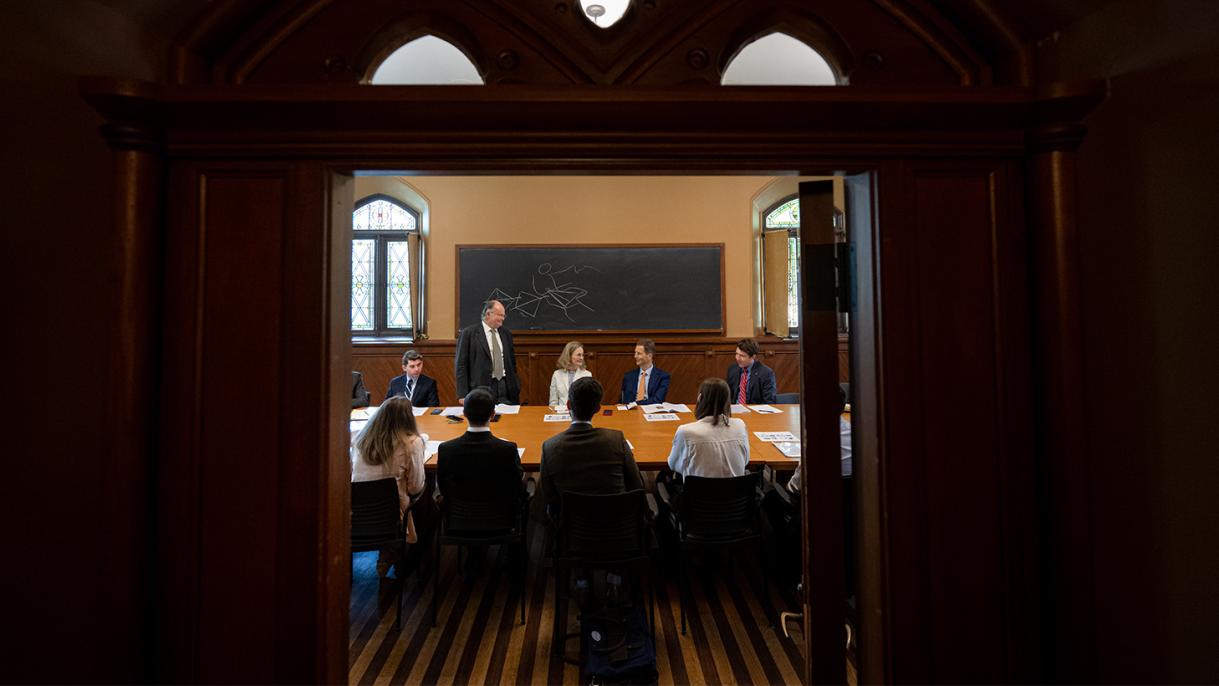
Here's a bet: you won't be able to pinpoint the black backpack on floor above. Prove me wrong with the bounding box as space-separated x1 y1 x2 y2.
580 601 658 685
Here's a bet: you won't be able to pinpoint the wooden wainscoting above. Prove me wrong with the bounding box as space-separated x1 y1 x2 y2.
354 335 849 406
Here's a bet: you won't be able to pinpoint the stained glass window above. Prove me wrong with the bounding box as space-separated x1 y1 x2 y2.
765 198 800 229
386 241 413 329
352 195 420 336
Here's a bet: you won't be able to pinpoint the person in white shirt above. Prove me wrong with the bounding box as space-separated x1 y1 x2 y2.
666 378 750 479
549 340 593 406
786 385 852 492
350 396 429 576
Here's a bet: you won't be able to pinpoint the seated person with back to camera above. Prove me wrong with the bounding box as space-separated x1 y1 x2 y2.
540 377 644 514
350 396 428 577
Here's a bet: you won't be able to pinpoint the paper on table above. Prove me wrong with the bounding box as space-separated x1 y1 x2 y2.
517 448 526 458
495 403 521 414
440 406 465 417
412 406 428 416
543 413 571 422
553 405 568 412
640 403 691 413
749 404 783 414
754 431 798 442
643 412 680 422
626 440 635 449
351 408 371 420
424 440 442 459
774 441 801 458
617 405 631 411
730 404 751 414
349 420 368 433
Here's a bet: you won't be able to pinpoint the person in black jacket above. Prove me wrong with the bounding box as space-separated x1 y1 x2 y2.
726 337 778 405
385 349 441 407
454 299 520 405
352 370 371 408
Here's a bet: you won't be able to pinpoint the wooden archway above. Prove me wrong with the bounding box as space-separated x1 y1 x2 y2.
85 2 1101 682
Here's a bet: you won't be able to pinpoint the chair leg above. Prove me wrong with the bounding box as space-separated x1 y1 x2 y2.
679 552 688 636
431 535 441 627
519 539 527 625
758 539 771 628
552 562 566 659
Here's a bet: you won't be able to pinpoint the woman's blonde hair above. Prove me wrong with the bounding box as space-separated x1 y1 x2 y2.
354 396 419 466
555 340 586 370
694 377 733 427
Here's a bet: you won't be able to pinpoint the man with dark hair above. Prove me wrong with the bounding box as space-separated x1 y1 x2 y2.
386 349 441 407
455 299 520 405
541 377 643 509
620 338 671 405
726 337 778 405
437 387 528 574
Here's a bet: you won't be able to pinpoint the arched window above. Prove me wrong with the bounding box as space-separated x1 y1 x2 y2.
763 196 801 333
370 35 483 84
352 195 420 337
722 32 838 85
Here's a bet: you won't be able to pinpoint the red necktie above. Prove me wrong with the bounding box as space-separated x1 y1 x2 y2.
738 368 748 404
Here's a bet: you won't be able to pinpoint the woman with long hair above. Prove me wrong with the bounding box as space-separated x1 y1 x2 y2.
549 340 593 407
351 396 428 575
666 377 749 478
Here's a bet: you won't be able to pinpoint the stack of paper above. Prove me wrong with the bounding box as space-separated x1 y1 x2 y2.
754 431 799 442
749 404 784 414
440 407 465 417
495 404 521 415
640 403 691 413
643 412 680 422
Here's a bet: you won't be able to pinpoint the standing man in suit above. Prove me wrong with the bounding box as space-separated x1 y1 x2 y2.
726 337 778 405
541 377 643 511
385 349 441 407
620 338 671 405
455 299 520 405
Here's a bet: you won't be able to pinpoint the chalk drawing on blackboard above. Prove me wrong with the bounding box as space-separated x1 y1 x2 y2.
487 263 600 322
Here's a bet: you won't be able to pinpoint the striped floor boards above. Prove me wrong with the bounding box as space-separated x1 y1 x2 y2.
349 530 809 685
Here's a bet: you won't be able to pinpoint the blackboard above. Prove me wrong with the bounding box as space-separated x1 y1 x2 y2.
457 245 724 332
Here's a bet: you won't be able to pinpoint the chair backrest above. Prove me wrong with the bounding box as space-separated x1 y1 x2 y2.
775 392 800 404
442 477 520 533
351 478 400 551
557 489 648 562
680 472 762 541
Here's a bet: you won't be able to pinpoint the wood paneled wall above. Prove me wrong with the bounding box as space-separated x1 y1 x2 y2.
355 336 848 406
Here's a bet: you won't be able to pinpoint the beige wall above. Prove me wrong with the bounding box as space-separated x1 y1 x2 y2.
355 175 781 338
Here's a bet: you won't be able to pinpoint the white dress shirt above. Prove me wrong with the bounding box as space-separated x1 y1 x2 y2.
666 416 749 478
787 416 852 492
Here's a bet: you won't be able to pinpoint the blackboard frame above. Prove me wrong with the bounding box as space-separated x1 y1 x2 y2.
455 243 726 335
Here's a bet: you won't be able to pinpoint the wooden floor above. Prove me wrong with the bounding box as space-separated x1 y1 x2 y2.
349 523 815 685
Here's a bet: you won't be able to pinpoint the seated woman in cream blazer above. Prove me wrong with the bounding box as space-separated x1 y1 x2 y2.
549 340 593 407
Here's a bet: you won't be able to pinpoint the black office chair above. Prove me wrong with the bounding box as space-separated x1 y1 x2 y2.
656 472 765 635
775 392 800 404
552 489 655 663
351 478 409 630
352 370 371 408
431 477 532 627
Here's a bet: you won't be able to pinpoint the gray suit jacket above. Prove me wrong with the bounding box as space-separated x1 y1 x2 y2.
539 423 643 508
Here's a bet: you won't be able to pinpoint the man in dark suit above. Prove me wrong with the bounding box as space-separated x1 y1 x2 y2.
352 371 371 408
455 299 520 405
541 377 643 511
385 349 441 407
437 387 526 505
726 337 778 405
619 338 671 405
437 387 528 575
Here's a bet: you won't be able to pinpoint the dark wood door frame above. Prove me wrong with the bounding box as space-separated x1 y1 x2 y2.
82 79 1104 684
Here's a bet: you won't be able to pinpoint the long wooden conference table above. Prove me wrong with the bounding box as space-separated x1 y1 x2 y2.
351 404 809 471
